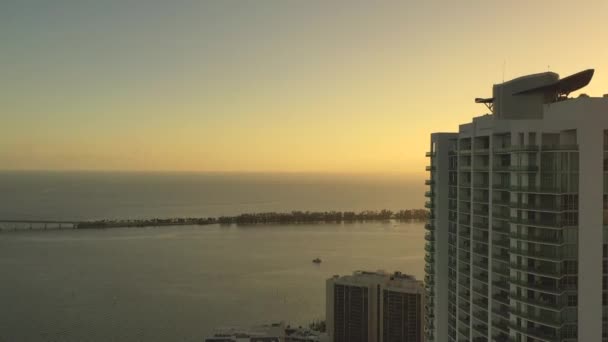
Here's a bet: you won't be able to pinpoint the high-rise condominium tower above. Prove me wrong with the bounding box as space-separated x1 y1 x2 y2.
424 69 608 342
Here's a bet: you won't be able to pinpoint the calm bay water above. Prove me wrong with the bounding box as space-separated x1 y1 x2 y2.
0 171 425 341
0 222 425 342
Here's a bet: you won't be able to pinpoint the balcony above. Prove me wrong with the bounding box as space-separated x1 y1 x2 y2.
473 208 488 217
493 319 509 335
492 211 510 220
473 245 488 255
449 202 458 211
472 285 488 297
492 251 509 264
492 238 509 249
449 223 458 234
473 258 488 270
426 151 436 157
425 264 434 275
510 185 569 194
472 195 489 203
458 241 470 252
459 194 472 202
425 243 435 253
493 146 512 154
473 183 490 190
460 165 472 172
458 277 470 288
458 252 470 263
510 278 565 295
510 201 569 212
492 265 509 277
426 165 436 171
541 144 578 151
510 262 561 278
472 323 488 337
458 206 471 215
425 223 435 231
459 226 471 237
492 197 510 205
425 254 434 264
509 247 562 262
472 297 489 312
492 222 509 235
473 165 490 172
492 181 511 189
458 326 470 340
509 292 563 312
494 145 539 153
425 232 435 242
424 191 435 198
458 289 471 300
509 165 539 172
492 280 509 291
511 217 567 229
459 218 471 225
472 233 488 244
425 201 435 209
459 180 472 187
459 264 471 274
492 292 509 306
491 305 509 319
511 307 562 328
473 222 488 235
509 323 558 342
425 179 435 185
473 271 489 284
510 232 563 245
458 302 470 316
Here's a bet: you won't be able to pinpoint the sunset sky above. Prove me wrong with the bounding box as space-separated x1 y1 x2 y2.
2 0 608 175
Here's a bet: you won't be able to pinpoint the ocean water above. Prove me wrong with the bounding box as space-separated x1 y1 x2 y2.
0 222 425 342
0 171 425 221
0 171 426 341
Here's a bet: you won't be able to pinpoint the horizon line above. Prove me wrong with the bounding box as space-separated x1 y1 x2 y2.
0 168 427 176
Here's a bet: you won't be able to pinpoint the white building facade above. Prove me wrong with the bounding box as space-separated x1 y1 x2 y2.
424 69 608 342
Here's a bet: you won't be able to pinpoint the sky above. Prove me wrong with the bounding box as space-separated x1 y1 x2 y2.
2 0 608 176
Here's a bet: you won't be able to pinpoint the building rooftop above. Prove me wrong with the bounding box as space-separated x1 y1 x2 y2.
329 270 423 292
474 68 601 120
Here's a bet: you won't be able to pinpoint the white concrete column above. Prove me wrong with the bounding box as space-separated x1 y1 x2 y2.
578 127 603 341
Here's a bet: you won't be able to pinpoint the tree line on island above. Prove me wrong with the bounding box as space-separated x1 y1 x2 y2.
75 209 428 229
217 209 428 224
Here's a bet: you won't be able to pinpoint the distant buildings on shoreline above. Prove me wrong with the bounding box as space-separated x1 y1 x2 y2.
326 271 424 342
205 270 424 342
204 322 326 342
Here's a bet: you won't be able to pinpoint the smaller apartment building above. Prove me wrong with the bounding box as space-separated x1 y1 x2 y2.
326 271 424 342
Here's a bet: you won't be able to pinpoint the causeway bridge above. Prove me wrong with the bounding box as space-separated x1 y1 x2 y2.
0 220 79 232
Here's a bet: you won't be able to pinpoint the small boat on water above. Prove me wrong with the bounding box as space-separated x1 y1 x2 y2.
312 258 322 264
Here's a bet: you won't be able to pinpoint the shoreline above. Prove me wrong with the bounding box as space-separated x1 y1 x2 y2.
80 209 428 229
1 209 428 231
